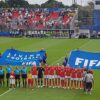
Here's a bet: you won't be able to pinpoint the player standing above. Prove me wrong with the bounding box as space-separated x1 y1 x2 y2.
31 65 38 88
6 64 12 87
14 66 21 87
0 66 4 87
49 66 55 88
60 66 65 89
37 65 44 88
44 65 49 87
9 71 15 89
27 71 34 90
65 66 71 89
21 66 27 88
71 68 77 89
77 67 83 89
85 70 94 95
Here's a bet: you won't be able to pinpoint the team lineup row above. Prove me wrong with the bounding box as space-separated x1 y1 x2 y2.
0 65 93 93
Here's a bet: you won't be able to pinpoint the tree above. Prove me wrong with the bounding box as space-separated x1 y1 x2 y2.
41 0 65 8
7 0 29 7
0 1 9 8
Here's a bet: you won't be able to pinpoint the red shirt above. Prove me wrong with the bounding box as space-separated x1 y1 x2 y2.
31 67 37 75
44 67 49 75
77 68 83 78
60 69 65 77
71 69 77 78
10 72 15 78
65 67 71 76
49 67 55 75
55 66 60 75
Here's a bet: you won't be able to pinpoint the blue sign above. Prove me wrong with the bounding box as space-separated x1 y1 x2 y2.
0 49 46 66
68 50 100 70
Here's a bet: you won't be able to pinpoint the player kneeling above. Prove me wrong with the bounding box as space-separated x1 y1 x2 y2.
9 71 15 89
27 71 34 90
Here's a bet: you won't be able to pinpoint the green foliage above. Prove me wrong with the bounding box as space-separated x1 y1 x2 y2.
7 0 29 8
0 1 9 8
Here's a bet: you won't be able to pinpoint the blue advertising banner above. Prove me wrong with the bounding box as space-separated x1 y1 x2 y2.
0 49 46 66
68 50 100 69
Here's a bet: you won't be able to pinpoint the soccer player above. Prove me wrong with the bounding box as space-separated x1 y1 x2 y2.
14 66 21 87
65 66 71 89
83 68 87 92
27 71 33 90
85 70 94 95
0 66 4 87
6 64 12 87
31 65 38 88
71 68 77 89
21 66 27 88
44 65 49 87
49 65 55 88
55 64 60 88
9 71 15 89
60 66 65 89
37 65 44 88
77 67 83 89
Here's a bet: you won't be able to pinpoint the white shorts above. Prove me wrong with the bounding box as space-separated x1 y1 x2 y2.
65 76 71 79
44 75 49 79
71 78 78 81
10 78 15 84
32 75 37 79
77 78 83 81
55 75 60 79
49 75 55 79
60 77 65 80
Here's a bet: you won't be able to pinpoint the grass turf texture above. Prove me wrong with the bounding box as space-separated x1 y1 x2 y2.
0 38 100 100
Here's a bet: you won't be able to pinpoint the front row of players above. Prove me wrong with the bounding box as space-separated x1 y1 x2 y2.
0 65 93 94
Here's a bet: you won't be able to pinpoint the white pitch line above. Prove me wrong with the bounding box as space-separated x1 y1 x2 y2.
0 89 12 97
51 56 65 65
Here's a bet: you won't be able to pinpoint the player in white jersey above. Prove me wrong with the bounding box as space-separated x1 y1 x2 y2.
85 70 94 95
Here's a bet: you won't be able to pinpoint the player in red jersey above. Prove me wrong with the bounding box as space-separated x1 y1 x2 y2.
60 66 65 89
10 71 16 88
49 66 55 88
55 63 60 88
77 67 83 89
44 65 49 87
65 65 71 89
71 68 77 89
31 65 38 88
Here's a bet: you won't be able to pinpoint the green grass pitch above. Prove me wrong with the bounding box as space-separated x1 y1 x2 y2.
0 38 100 100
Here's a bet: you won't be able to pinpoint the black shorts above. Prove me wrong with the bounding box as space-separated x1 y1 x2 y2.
22 74 27 79
6 73 10 79
86 82 92 89
15 75 20 79
38 74 43 79
0 74 4 79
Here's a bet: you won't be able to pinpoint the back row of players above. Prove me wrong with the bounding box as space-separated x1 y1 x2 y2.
0 64 93 91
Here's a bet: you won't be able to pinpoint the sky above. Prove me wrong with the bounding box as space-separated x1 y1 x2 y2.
26 0 93 6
